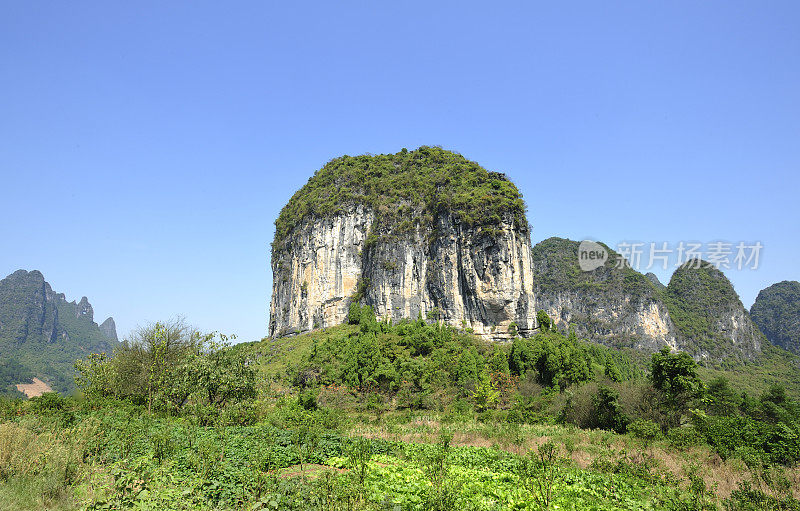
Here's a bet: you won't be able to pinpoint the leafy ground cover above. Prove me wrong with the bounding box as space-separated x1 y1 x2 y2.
7 399 792 511
3 312 800 509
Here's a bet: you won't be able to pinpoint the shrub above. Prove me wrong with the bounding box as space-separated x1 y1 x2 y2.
519 441 564 510
29 392 66 413
297 389 319 411
629 419 663 447
667 426 705 449
590 385 630 434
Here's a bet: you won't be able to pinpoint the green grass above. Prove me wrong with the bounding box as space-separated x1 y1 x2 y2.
235 324 359 378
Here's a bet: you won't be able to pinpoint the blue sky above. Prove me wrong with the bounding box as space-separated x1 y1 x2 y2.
1 1 798 343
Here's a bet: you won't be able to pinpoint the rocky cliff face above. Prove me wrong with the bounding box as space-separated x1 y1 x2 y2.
269 148 536 340
0 269 62 346
100 317 119 343
531 238 680 352
530 240 765 362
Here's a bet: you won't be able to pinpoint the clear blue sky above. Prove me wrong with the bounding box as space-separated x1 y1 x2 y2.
2 2 798 343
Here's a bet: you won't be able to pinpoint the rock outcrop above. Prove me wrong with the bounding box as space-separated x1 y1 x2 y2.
531 237 680 352
529 240 764 363
0 270 62 346
100 317 119 343
269 147 536 340
750 281 800 355
663 260 764 362
645 272 666 291
267 147 770 365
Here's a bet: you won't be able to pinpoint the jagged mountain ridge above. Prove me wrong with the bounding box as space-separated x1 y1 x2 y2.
0 269 118 394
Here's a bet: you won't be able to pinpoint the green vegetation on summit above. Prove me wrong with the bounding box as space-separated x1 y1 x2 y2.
751 281 800 356
530 237 668 351
531 237 659 301
273 146 528 252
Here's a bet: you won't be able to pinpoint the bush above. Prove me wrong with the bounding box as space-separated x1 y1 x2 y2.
667 426 704 449
297 389 319 411
723 481 800 511
29 392 66 413
590 385 630 434
629 419 663 447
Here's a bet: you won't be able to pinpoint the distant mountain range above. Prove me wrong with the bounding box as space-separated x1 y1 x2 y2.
0 269 118 395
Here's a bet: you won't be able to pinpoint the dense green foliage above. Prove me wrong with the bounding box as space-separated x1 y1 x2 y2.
74 319 255 415
508 331 637 389
697 379 800 466
531 237 659 300
0 359 31 398
751 281 800 355
0 270 117 393
272 147 528 252
280 305 633 408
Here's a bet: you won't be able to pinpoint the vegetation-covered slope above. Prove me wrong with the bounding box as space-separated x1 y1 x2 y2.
751 281 800 355
531 237 659 300
4 312 800 509
663 261 765 363
273 146 528 252
0 270 117 394
530 237 674 351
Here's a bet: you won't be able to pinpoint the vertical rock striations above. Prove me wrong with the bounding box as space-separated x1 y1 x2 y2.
0 269 118 392
269 147 536 340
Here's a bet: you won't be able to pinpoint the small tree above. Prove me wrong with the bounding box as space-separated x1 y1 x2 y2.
649 347 705 429
473 371 499 412
590 385 630 434
628 418 663 448
508 322 518 337
520 441 563 510
423 431 457 511
537 310 552 332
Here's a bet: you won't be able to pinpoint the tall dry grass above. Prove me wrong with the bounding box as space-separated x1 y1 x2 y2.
0 418 100 510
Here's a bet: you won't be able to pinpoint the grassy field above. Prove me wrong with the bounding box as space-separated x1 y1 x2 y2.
2 318 800 510
3 397 798 511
